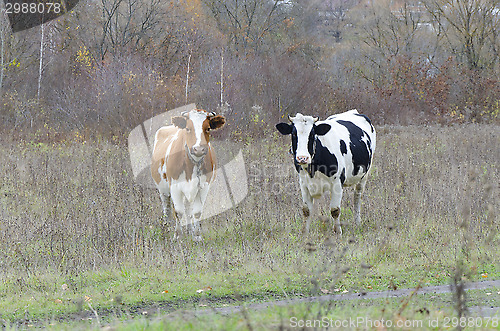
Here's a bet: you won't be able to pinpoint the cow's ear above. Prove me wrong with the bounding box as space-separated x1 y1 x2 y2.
208 115 226 130
276 123 293 135
172 116 187 129
314 123 331 136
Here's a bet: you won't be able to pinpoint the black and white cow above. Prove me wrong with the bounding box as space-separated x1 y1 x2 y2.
276 110 376 235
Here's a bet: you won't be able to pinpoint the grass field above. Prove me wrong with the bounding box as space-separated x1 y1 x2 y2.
0 124 499 329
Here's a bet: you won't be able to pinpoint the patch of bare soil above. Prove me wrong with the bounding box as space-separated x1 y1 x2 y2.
189 280 500 316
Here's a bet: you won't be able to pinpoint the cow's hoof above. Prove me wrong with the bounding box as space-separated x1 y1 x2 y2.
162 218 174 227
305 242 316 252
330 208 341 219
333 224 343 235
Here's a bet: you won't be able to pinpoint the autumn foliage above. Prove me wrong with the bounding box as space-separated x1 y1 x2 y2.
0 0 498 141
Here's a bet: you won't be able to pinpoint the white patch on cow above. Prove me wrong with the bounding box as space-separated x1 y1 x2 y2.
290 113 316 161
187 110 208 149
170 169 209 226
156 176 170 196
299 170 332 198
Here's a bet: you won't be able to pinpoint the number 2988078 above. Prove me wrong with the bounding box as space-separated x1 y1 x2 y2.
4 2 62 15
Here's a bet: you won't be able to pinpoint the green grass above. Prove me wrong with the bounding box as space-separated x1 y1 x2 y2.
0 124 499 328
31 288 500 330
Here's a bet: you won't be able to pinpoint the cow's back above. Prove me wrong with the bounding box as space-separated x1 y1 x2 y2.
321 110 376 185
326 110 375 140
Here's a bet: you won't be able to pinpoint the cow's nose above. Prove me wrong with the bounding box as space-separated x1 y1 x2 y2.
192 146 208 157
296 155 310 164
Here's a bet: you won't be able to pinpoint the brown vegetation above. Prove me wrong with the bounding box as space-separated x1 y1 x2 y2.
0 0 499 142
0 125 497 277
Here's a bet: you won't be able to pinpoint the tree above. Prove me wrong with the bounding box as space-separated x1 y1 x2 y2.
202 0 291 54
425 0 500 70
0 10 7 96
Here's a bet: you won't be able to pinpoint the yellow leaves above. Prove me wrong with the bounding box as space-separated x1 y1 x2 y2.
8 58 21 68
75 45 94 68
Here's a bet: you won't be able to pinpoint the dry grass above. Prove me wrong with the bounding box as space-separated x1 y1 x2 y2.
0 124 498 312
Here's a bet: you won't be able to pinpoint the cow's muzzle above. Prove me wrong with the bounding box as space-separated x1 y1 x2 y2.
296 155 310 164
185 144 208 164
191 145 208 158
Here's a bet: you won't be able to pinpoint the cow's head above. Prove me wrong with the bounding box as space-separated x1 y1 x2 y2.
171 109 225 162
276 113 331 165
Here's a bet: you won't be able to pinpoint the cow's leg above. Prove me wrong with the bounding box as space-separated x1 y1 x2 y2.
299 183 314 234
182 199 195 240
158 190 173 223
330 179 343 235
190 195 204 242
353 179 367 225
190 183 210 241
170 186 186 240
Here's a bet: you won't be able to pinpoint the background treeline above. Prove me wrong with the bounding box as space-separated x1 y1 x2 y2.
0 0 499 141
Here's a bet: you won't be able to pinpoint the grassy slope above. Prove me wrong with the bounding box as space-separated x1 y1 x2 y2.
0 124 499 328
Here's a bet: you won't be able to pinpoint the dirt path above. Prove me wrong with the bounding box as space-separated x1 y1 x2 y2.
185 280 500 317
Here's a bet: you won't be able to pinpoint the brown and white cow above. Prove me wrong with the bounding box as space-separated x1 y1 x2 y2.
151 109 225 240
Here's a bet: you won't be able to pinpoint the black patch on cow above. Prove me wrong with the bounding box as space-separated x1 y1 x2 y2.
314 123 331 135
340 168 346 185
337 120 372 176
276 123 293 135
307 129 315 159
340 140 347 155
289 126 300 172
354 113 375 133
304 138 339 178
291 127 298 158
